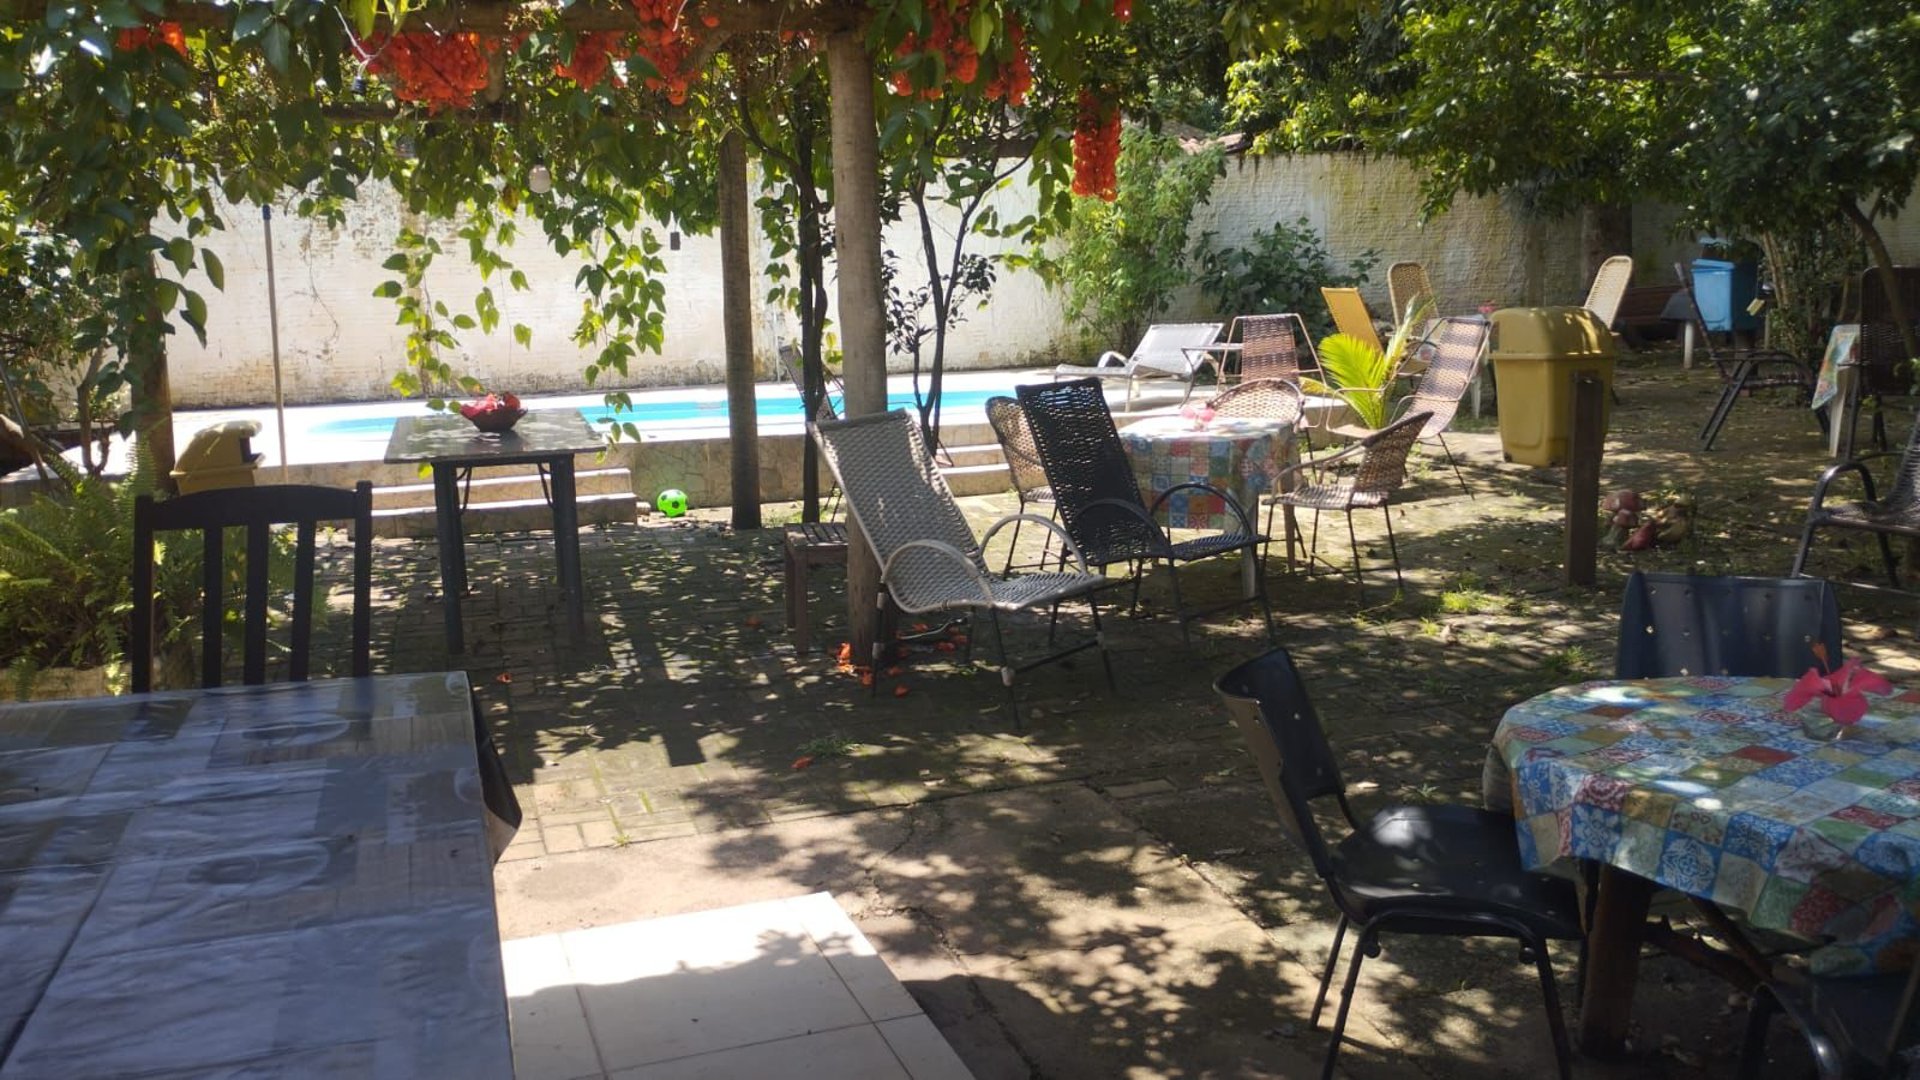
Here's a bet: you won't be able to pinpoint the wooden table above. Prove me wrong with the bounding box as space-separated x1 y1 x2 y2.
385 409 604 654
0 674 517 1078
1490 675 1920 1056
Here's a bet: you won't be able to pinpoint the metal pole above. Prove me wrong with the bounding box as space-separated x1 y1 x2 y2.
262 204 290 481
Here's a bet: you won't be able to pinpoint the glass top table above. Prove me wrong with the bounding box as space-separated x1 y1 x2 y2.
385 410 605 654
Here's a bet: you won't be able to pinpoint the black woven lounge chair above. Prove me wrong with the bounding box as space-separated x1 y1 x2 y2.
1016 377 1275 646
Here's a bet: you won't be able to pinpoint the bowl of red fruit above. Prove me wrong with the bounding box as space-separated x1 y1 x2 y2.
459 392 525 434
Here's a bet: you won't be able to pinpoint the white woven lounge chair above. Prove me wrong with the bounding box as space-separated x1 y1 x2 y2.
1053 321 1225 408
813 409 1114 720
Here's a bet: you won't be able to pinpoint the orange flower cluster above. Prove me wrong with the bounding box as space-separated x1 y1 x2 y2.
360 32 496 111
627 0 697 105
117 21 187 57
1072 89 1121 200
554 30 629 90
891 4 1037 105
981 20 1033 106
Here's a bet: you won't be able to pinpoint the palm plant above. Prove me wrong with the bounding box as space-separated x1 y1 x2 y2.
1304 298 1432 430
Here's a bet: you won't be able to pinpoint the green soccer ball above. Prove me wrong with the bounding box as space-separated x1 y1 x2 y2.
656 489 689 517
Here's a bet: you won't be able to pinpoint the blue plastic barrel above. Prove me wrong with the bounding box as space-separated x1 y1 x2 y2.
1690 258 1760 332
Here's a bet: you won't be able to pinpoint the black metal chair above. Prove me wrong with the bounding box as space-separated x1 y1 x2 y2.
1215 649 1581 1080
984 396 1058 574
1673 262 1815 451
131 482 374 693
1016 377 1274 645
1851 266 1920 451
1791 411 1920 588
1616 572 1843 679
1738 962 1920 1080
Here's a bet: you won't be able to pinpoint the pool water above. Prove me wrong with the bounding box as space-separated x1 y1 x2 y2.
308 386 1007 439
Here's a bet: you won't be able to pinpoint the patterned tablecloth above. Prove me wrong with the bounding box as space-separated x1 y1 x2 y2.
1117 415 1293 531
1493 676 1920 975
0 674 518 1078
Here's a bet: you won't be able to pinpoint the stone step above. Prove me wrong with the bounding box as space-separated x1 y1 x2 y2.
371 467 634 511
368 490 637 539
935 441 1005 469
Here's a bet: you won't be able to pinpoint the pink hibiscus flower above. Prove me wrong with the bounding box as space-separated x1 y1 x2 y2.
1783 643 1892 725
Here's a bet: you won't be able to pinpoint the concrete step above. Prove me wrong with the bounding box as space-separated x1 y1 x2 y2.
941 461 1014 498
371 467 633 511
936 441 1005 469
369 490 637 539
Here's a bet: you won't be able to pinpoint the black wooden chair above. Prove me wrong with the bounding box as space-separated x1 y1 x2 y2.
1616 572 1842 679
1791 411 1920 588
1215 649 1581 1080
131 482 373 693
1016 377 1274 645
1673 262 1815 450
1738 961 1920 1080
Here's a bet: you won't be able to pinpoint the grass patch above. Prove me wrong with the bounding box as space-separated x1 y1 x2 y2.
797 733 860 759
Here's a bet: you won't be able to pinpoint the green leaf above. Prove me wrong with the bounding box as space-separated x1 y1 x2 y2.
380 253 410 272
350 0 376 39
232 4 272 41
969 7 994 56
182 290 209 342
262 22 290 74
164 237 194 275
372 281 403 298
513 324 532 348
202 249 224 290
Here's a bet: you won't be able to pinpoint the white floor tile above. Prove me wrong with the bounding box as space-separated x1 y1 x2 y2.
876 1016 976 1080
558 910 868 1070
789 893 922 1023
609 1024 910 1080
503 935 604 1080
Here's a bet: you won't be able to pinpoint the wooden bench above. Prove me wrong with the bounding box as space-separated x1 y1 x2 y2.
1613 283 1683 346
782 521 848 654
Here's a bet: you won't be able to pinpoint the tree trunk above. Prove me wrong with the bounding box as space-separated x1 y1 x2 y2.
1841 199 1920 365
130 251 177 489
1580 204 1634 285
827 31 888 665
718 129 761 530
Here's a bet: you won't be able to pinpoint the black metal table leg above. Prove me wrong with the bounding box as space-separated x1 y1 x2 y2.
549 454 586 641
432 463 468 654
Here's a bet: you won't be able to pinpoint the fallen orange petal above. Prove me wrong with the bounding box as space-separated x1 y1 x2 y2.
885 666 903 677
893 684 910 698
495 672 513 684
860 672 874 687
837 642 853 664
744 615 763 629
792 755 813 770
935 641 957 653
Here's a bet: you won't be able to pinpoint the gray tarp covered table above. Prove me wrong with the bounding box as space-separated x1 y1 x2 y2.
0 673 516 1078
384 409 604 654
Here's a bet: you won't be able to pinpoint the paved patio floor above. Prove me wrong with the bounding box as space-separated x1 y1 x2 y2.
349 355 1916 1079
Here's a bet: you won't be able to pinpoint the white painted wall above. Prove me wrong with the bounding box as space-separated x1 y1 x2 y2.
167 156 1920 408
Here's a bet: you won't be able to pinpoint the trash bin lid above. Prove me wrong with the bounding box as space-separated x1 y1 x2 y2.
1488 306 1615 359
176 419 263 471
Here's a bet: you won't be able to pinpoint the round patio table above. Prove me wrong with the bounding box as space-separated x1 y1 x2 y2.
1117 414 1296 590
1491 675 1920 1056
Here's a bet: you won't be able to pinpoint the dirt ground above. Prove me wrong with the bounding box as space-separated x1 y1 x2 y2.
353 347 1916 1079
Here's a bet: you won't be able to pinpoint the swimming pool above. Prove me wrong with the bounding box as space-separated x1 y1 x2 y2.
307 386 1008 438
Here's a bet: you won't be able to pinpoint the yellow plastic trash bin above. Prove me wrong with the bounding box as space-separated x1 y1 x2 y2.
172 420 265 493
1488 307 1616 467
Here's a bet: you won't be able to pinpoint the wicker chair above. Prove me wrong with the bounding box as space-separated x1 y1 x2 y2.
1208 378 1306 426
1275 410 1432 592
1388 316 1488 496
1387 261 1438 327
1016 378 1275 645
1052 321 1225 409
778 343 845 518
1582 255 1634 331
1320 287 1384 354
1673 262 1814 450
1790 410 1920 587
984 396 1058 574
1232 313 1320 384
811 409 1112 717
